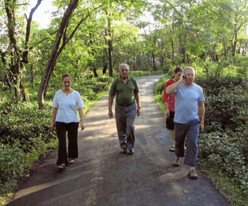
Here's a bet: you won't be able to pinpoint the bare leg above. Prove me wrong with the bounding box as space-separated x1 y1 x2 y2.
170 130 175 147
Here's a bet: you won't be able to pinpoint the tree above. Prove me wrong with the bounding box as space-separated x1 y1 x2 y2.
0 0 42 101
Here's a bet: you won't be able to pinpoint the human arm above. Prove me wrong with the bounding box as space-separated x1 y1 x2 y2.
108 95 114 118
166 75 184 95
78 108 85 130
198 101 205 132
50 108 58 131
135 92 141 116
163 82 170 118
164 102 170 118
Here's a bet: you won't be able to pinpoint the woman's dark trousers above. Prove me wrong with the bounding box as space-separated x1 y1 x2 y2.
55 122 79 166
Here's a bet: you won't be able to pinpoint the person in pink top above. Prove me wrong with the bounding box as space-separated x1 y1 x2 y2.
163 67 183 152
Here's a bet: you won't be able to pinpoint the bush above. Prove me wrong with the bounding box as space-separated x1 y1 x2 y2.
0 102 55 152
195 77 248 133
195 76 248 200
198 132 248 196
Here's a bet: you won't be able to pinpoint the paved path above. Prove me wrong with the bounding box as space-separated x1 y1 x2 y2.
8 76 231 206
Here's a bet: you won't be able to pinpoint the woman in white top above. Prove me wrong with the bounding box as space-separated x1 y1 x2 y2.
51 73 85 171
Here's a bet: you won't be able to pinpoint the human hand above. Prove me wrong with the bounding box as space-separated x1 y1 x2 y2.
180 74 185 82
137 108 141 116
166 110 170 118
109 109 113 119
81 122 85 131
199 122 204 132
50 122 55 131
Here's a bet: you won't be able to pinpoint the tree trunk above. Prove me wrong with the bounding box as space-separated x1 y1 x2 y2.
102 60 108 74
152 53 156 71
3 0 42 101
92 67 98 77
108 16 113 77
232 30 238 57
3 74 13 93
37 0 79 109
171 40 175 64
20 81 30 102
30 64 34 88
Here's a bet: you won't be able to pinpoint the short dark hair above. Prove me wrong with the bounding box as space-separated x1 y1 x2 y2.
62 73 71 81
174 67 183 73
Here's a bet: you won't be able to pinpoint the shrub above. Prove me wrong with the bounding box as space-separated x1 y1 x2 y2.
196 76 248 199
0 102 55 152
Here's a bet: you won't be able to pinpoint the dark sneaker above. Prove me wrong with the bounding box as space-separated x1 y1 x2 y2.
172 157 181 167
188 168 198 179
169 146 175 152
120 148 127 154
128 148 134 155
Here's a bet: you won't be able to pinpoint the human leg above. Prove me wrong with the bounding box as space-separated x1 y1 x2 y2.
67 122 79 162
126 103 136 153
115 104 127 151
184 122 199 166
184 121 199 179
174 123 187 157
169 130 175 152
55 122 69 166
166 111 175 151
173 123 188 166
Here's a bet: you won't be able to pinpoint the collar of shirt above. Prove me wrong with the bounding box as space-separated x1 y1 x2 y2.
118 75 130 82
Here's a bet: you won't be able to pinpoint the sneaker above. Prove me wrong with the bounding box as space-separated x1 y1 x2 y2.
188 168 198 179
169 146 175 152
172 157 181 167
128 148 134 155
120 148 127 154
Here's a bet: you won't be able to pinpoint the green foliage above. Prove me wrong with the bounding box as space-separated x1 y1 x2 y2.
0 102 54 151
154 74 170 116
195 77 248 132
195 76 248 204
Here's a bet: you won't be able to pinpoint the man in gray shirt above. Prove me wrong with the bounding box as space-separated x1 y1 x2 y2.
166 67 205 179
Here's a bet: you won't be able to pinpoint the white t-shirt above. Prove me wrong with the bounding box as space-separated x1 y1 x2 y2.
174 83 205 124
51 90 85 123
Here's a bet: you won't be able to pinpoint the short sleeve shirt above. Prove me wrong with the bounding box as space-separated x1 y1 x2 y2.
174 83 205 124
163 79 175 112
51 90 85 123
109 76 139 106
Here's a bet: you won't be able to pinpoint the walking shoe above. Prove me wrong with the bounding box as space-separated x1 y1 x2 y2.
128 148 134 155
169 146 175 152
172 157 181 167
120 148 127 154
188 168 198 179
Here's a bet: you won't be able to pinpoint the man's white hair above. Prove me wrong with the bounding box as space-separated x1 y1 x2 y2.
119 63 130 71
184 66 195 74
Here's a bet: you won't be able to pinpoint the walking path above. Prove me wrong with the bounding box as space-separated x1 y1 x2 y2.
7 76 231 206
